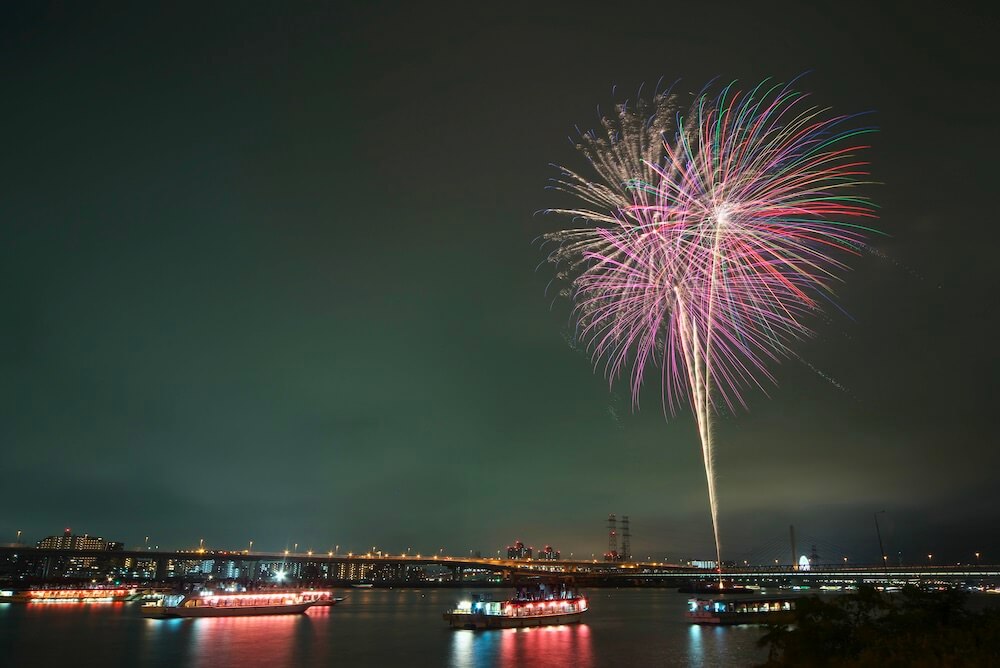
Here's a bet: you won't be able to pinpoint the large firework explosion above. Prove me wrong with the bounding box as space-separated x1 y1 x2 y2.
543 79 877 574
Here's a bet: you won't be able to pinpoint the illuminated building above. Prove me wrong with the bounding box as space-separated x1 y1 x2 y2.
36 528 123 577
506 541 533 560
37 528 120 551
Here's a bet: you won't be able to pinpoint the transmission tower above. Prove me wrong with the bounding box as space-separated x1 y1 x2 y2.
621 515 631 561
606 514 618 561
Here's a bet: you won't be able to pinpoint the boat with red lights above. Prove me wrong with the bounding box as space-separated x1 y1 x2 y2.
0 587 135 603
444 580 588 629
141 591 317 618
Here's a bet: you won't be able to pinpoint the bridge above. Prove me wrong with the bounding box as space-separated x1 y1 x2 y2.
2 545 998 586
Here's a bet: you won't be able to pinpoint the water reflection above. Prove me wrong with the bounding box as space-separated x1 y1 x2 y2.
193 615 314 667
24 601 127 610
142 613 323 668
684 621 745 665
687 624 704 664
449 624 593 668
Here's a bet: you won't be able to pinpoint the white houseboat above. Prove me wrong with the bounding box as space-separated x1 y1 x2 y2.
687 595 798 625
141 591 316 618
444 580 588 629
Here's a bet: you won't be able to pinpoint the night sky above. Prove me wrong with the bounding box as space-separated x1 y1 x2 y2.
2 2 996 565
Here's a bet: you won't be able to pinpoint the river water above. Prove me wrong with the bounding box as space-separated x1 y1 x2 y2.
0 588 769 667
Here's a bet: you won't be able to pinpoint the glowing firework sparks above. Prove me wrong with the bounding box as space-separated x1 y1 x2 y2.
544 87 681 298
544 79 877 576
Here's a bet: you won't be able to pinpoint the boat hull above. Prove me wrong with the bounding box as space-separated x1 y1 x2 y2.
142 602 315 618
687 610 795 625
444 609 586 629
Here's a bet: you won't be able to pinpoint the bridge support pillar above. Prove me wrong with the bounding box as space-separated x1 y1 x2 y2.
154 557 169 581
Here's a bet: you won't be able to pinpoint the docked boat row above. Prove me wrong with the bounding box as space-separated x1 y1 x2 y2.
0 586 342 613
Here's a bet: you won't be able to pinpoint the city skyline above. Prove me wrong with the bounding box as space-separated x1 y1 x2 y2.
5 516 989 568
1 5 996 566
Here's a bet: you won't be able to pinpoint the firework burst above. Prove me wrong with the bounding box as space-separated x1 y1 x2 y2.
544 87 681 298
544 79 877 575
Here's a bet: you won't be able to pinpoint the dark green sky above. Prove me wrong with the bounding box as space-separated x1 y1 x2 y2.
1 2 996 564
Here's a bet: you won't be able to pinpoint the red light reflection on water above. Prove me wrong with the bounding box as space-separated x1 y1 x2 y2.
497 624 593 668
25 601 127 610
181 613 326 668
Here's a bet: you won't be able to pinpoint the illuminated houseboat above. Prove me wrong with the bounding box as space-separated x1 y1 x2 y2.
0 587 134 603
444 581 588 629
686 595 797 625
141 591 317 618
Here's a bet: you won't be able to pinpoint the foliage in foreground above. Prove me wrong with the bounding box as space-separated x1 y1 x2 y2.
756 586 1000 667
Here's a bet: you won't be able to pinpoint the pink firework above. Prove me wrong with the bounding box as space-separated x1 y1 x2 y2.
548 79 877 574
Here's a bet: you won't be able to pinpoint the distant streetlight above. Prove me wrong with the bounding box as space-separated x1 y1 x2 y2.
145 536 150 551
248 540 253 553
15 530 21 544
335 545 340 556
928 553 933 564
294 543 298 554
975 552 981 565
843 556 848 565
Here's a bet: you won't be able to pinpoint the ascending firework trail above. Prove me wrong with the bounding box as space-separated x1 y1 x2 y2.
542 79 878 579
